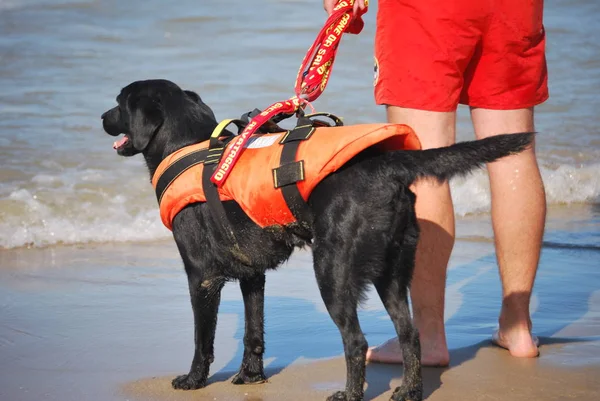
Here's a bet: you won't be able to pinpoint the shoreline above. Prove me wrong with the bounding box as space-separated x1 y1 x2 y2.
1 202 596 253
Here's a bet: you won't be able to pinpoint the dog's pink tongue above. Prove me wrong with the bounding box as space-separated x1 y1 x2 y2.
113 136 128 149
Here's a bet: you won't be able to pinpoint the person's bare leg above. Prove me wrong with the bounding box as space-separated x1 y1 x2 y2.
366 107 454 366
471 107 545 358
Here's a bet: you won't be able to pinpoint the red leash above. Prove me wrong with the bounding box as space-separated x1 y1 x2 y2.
211 0 368 187
294 0 367 103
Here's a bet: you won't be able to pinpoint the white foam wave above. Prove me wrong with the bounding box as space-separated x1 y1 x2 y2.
1 187 170 249
1 163 598 249
0 163 172 249
452 163 600 216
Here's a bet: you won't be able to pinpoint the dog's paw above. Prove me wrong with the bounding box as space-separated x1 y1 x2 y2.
326 390 363 401
326 391 349 401
171 373 205 390
390 384 423 401
231 369 267 385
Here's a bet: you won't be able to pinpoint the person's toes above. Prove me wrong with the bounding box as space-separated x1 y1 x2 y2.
366 338 403 364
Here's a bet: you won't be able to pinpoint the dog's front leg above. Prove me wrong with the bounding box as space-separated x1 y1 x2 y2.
232 273 267 385
172 273 224 390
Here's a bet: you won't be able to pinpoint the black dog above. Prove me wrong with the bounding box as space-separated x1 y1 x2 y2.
101 79 533 401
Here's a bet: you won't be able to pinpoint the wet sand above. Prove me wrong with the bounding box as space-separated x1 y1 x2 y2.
125 341 600 401
1 207 599 401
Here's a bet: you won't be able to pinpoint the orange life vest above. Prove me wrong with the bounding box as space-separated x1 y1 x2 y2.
152 123 420 231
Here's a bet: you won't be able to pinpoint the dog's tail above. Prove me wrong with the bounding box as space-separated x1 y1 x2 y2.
394 132 535 184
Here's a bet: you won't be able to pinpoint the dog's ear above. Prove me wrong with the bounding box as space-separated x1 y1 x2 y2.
184 89 217 122
199 103 217 122
184 90 202 103
128 94 164 151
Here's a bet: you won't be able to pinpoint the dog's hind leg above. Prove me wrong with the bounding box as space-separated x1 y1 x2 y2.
312 244 369 401
172 272 224 390
373 236 423 401
374 275 423 401
232 273 267 385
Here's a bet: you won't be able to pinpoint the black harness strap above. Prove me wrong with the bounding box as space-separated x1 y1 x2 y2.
154 119 243 247
202 140 240 245
271 112 344 224
155 148 209 204
300 112 344 128
203 147 250 264
272 124 315 223
155 120 247 205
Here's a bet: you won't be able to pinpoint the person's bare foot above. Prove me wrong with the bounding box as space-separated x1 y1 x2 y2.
491 303 540 358
491 326 539 358
366 336 450 367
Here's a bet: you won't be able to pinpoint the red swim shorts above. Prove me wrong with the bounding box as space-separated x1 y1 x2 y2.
374 0 549 111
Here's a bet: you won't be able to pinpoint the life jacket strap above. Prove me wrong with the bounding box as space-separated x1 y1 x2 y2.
154 148 209 204
272 112 344 224
274 124 314 224
202 160 240 246
203 120 246 246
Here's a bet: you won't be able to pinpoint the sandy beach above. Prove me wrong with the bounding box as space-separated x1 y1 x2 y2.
1 207 599 401
124 345 600 401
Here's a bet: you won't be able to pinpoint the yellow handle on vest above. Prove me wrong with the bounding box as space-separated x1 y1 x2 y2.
211 119 246 140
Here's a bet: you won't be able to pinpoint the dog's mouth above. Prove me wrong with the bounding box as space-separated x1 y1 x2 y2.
112 135 130 151
112 134 140 157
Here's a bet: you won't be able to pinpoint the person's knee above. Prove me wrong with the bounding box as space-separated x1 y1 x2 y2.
470 107 535 140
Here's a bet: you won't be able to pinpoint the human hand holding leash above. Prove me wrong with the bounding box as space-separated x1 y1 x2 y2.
323 0 367 16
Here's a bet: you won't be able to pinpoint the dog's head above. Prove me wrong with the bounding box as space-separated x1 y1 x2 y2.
101 79 217 157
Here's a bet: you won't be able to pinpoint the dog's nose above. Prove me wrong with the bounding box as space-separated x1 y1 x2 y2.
101 111 108 119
